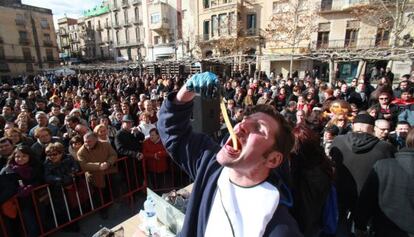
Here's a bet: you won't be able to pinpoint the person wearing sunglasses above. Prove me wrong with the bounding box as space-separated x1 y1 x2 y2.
373 92 398 129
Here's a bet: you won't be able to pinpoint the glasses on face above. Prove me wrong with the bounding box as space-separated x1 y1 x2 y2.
376 126 389 131
379 97 389 100
47 153 60 157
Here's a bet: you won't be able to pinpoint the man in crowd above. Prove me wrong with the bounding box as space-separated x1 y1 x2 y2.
115 115 145 189
29 111 59 137
77 132 118 219
330 114 396 234
157 72 302 237
374 119 391 141
0 137 14 170
389 121 411 150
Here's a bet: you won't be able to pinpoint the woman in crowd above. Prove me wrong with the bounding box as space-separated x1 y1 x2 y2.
43 142 81 227
4 127 34 146
137 112 156 139
68 135 83 161
0 145 43 237
94 124 110 143
325 112 351 135
142 128 170 190
290 125 334 236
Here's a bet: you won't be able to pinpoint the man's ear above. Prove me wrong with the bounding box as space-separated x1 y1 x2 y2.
265 151 283 169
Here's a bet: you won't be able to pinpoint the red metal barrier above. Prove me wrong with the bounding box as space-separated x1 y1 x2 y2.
0 156 191 237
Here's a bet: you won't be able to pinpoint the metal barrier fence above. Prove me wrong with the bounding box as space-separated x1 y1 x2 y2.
0 156 191 237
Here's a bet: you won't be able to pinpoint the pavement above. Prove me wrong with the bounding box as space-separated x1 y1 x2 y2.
50 193 146 237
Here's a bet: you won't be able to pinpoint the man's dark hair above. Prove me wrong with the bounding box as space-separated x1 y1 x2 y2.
0 137 12 145
245 104 294 160
397 120 411 127
66 115 80 124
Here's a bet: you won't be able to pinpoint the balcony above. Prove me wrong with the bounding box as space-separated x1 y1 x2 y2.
310 38 387 51
15 19 26 26
59 29 68 36
113 22 122 29
115 40 143 48
96 25 103 31
122 0 129 8
132 18 143 25
245 28 258 37
43 40 53 47
319 0 370 13
104 22 111 29
132 0 142 5
150 17 170 32
19 38 30 45
111 4 120 11
123 20 132 27
1 56 35 63
62 42 70 48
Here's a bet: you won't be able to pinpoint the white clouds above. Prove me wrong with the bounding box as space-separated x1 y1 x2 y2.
21 0 103 28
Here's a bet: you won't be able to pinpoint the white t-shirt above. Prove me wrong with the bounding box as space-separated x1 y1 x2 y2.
204 167 280 237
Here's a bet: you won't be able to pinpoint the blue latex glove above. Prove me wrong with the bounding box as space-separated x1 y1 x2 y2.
185 72 220 98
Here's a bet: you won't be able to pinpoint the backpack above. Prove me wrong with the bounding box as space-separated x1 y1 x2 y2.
321 184 339 235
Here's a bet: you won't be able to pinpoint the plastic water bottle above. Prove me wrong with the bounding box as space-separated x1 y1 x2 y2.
143 197 157 234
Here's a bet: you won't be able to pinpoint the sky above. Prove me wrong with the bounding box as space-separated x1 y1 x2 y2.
21 0 103 28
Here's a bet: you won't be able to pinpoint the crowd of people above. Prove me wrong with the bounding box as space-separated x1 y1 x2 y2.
0 67 412 237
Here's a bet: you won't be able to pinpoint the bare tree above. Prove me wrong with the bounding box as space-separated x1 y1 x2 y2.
349 0 414 49
265 0 319 76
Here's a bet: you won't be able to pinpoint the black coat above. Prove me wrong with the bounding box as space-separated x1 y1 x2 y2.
355 148 414 237
43 155 80 186
330 132 396 216
114 128 145 158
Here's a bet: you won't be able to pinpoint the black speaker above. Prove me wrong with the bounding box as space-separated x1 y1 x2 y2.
191 95 221 136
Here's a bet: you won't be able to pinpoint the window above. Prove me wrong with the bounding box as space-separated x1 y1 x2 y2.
218 14 227 36
15 14 25 25
46 49 54 61
0 47 4 59
125 28 129 43
40 18 50 29
87 21 92 29
116 31 120 44
229 12 236 35
0 63 10 72
246 14 256 35
134 7 139 21
203 20 210 40
273 1 289 13
211 15 218 37
19 31 28 39
22 48 32 60
26 63 33 72
44 33 51 41
375 28 390 47
124 10 128 24
135 27 140 42
151 13 160 24
317 23 330 49
203 0 209 8
114 12 119 25
154 35 160 44
345 20 359 48
321 0 332 11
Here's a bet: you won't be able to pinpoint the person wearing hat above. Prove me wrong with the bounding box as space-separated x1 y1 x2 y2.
329 113 396 235
114 114 145 189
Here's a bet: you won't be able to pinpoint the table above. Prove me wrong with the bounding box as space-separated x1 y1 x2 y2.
112 213 145 237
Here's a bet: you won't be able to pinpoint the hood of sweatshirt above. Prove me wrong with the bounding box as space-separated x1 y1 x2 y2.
347 132 380 153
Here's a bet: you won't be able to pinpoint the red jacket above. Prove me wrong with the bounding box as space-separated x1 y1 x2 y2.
142 138 169 173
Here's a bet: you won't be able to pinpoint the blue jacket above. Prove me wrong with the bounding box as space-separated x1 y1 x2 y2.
157 93 303 237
